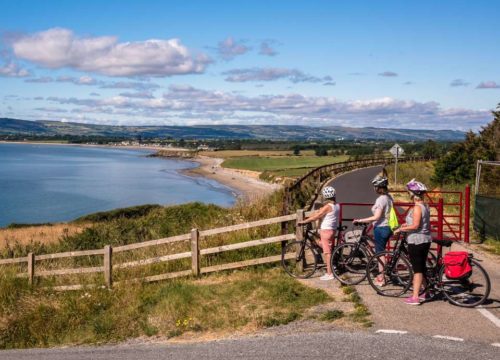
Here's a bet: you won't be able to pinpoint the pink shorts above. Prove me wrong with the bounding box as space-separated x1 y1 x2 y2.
319 229 335 254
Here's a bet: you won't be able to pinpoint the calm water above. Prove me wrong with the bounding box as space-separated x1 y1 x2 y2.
0 143 236 227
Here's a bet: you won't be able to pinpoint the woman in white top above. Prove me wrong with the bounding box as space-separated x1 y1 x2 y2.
297 186 340 280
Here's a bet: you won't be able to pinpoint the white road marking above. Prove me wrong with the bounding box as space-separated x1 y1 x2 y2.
491 343 500 347
376 329 408 334
477 308 500 329
433 335 464 342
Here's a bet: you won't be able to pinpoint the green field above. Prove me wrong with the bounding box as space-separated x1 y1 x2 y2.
222 155 349 178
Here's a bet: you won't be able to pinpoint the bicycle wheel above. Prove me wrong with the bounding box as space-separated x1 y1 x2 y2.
366 251 413 297
282 241 318 279
331 243 369 285
440 258 491 307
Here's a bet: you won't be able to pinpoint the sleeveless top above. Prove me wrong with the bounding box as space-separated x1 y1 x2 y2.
405 203 432 244
371 194 393 228
320 203 340 230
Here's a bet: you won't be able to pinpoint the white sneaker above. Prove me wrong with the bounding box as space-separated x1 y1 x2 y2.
320 273 334 281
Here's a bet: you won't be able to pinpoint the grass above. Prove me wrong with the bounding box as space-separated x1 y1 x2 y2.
0 268 331 349
222 154 349 181
0 223 89 253
319 309 344 321
479 238 500 256
341 285 372 328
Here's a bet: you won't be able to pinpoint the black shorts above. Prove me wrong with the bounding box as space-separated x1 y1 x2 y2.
407 242 431 274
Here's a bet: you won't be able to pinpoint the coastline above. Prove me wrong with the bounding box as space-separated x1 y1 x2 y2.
0 141 282 204
183 156 282 202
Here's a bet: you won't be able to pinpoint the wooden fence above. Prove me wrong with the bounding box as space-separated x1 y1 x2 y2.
0 212 306 290
283 156 432 214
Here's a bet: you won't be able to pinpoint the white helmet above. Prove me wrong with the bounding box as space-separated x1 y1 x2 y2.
322 186 336 199
371 175 389 188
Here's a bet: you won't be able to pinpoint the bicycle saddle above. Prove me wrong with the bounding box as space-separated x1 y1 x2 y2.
353 221 369 227
432 239 453 247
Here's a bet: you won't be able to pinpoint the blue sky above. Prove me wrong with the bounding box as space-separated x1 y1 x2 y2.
1 0 499 130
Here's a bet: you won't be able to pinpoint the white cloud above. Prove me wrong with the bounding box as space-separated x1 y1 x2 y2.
26 76 54 83
476 81 500 89
378 71 398 77
259 41 278 56
216 37 250 60
0 62 30 77
450 79 469 87
99 81 160 90
11 28 211 77
44 84 490 130
223 67 332 83
57 75 98 85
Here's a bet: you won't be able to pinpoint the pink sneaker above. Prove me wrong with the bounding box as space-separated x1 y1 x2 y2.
418 292 431 302
404 296 421 306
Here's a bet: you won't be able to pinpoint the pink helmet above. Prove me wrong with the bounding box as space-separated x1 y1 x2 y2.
406 178 427 195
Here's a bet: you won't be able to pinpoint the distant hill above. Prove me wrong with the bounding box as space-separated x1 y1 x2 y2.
0 118 465 141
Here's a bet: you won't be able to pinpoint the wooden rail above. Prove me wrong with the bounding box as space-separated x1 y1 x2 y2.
0 212 299 290
283 156 433 214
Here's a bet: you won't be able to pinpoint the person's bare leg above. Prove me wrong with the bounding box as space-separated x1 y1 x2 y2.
412 273 423 299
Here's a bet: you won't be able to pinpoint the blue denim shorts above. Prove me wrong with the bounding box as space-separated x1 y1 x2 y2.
373 226 392 253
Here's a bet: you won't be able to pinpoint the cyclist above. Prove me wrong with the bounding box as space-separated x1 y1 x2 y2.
354 175 393 286
297 186 340 280
394 179 432 305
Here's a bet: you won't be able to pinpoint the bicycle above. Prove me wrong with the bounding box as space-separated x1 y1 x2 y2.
420 239 491 307
366 234 491 307
330 221 374 285
282 222 346 279
366 232 414 297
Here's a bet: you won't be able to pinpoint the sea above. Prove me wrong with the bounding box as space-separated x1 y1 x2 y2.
0 143 236 227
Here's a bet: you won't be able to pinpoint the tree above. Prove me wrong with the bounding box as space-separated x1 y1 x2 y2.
432 105 499 184
422 140 441 159
315 146 328 156
293 145 301 156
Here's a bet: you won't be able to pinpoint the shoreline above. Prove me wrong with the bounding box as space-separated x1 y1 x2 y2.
183 156 282 202
0 140 282 204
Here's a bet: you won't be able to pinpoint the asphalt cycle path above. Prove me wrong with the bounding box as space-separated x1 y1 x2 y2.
325 166 500 345
2 330 499 360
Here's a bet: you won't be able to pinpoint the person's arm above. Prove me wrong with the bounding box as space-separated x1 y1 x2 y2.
354 208 382 224
398 205 421 232
297 204 331 225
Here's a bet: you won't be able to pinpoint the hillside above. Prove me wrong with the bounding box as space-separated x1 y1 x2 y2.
0 118 465 141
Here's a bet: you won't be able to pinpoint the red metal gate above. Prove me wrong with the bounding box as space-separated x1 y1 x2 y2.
338 185 471 242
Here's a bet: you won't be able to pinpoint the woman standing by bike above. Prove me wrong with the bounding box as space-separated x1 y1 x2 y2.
394 179 432 305
297 186 339 280
354 175 393 286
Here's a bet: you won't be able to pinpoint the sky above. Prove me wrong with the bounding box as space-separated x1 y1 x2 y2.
0 0 499 130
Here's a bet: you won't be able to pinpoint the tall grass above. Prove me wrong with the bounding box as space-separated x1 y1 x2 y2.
0 268 330 349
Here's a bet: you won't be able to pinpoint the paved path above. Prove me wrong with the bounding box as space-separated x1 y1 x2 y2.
2 330 499 360
325 166 500 344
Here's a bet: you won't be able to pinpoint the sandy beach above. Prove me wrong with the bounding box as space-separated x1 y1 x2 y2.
184 156 282 202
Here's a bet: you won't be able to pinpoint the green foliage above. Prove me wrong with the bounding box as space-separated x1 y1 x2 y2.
314 147 328 156
0 269 330 348
433 106 499 184
319 309 344 321
58 202 229 251
75 204 162 222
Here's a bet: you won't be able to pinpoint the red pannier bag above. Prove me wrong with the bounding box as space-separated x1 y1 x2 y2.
443 251 472 279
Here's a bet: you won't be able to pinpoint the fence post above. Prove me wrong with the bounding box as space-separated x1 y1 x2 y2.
191 228 200 276
464 184 471 243
104 245 113 288
295 210 305 273
27 252 35 286
437 198 444 240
